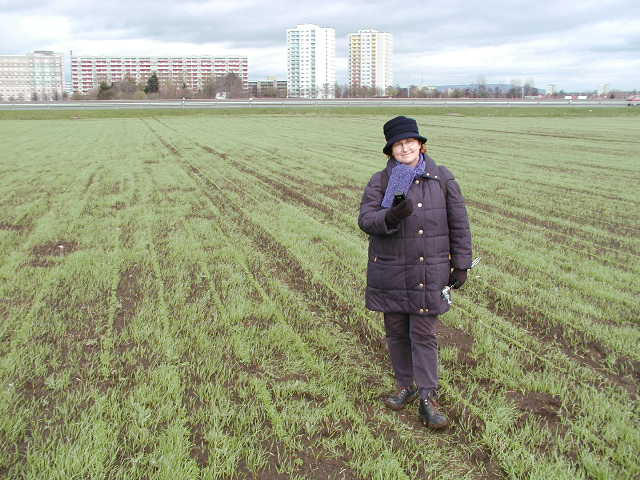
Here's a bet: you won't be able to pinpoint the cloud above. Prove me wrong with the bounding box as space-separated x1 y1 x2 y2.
1 0 639 90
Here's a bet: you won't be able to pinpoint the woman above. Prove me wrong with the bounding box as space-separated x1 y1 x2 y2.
358 116 472 429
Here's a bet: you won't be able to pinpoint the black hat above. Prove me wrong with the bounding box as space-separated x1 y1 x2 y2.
382 116 427 155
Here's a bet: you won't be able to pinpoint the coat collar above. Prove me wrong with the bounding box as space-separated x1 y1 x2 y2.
383 154 438 178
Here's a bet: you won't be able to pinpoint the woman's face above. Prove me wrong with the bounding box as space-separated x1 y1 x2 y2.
392 138 421 167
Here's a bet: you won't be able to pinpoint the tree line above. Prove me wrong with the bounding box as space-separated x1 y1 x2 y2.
76 72 245 100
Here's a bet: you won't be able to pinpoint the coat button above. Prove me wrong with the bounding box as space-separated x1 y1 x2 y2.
419 308 424 313
418 283 424 288
418 229 423 235
373 256 377 262
434 175 438 179
417 202 423 208
415 179 419 184
419 256 424 262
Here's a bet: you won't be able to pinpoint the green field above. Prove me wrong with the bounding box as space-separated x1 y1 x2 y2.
1 108 639 479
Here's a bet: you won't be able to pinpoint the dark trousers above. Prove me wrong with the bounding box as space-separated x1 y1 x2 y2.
383 313 438 400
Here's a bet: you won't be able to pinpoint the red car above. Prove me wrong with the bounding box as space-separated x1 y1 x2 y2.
627 95 640 106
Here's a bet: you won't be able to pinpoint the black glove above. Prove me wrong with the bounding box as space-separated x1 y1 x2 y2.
385 198 413 227
448 268 467 289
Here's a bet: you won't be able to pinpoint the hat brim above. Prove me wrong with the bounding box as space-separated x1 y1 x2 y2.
383 132 427 155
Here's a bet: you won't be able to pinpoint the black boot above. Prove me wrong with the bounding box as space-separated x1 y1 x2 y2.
419 393 449 429
383 386 419 410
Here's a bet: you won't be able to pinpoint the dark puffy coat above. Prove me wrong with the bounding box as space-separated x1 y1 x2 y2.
358 155 472 316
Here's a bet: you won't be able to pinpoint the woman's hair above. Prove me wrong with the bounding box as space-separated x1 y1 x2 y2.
385 141 428 158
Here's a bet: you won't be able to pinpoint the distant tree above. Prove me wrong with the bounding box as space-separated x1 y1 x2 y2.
216 73 244 98
97 81 115 100
386 85 400 97
177 81 192 99
31 92 38 102
144 73 159 94
159 80 178 99
117 75 139 98
198 75 216 98
52 90 59 101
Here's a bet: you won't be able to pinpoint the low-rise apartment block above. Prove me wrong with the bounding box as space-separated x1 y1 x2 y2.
248 78 287 97
0 51 65 101
71 55 248 94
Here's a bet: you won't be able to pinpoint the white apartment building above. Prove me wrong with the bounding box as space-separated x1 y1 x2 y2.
0 51 65 101
287 24 336 99
348 29 393 95
71 55 248 94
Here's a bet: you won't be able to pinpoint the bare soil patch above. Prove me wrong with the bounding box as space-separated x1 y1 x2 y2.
438 322 476 367
0 222 28 231
31 241 79 258
505 390 567 438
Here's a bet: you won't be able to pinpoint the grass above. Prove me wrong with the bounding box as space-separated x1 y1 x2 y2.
1 105 640 121
0 108 639 479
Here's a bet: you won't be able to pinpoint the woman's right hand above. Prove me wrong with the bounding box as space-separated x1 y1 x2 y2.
385 198 413 227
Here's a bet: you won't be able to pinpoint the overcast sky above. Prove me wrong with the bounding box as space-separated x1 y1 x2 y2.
1 0 639 91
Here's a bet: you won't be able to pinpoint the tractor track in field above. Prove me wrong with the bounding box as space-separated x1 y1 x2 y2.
466 199 640 260
193 141 356 227
466 185 640 236
426 122 640 145
475 247 639 325
472 170 640 207
469 205 638 274
144 119 507 479
475 285 639 398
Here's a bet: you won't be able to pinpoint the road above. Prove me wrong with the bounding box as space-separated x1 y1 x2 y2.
0 98 630 110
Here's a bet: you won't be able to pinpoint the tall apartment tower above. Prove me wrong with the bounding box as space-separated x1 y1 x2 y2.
348 29 393 95
287 24 336 99
0 51 65 101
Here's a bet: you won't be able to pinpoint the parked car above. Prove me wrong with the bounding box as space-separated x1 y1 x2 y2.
627 95 640 106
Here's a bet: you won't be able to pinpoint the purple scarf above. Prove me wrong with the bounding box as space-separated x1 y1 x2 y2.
381 155 426 208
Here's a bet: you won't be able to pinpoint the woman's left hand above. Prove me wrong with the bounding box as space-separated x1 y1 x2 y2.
448 269 468 289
